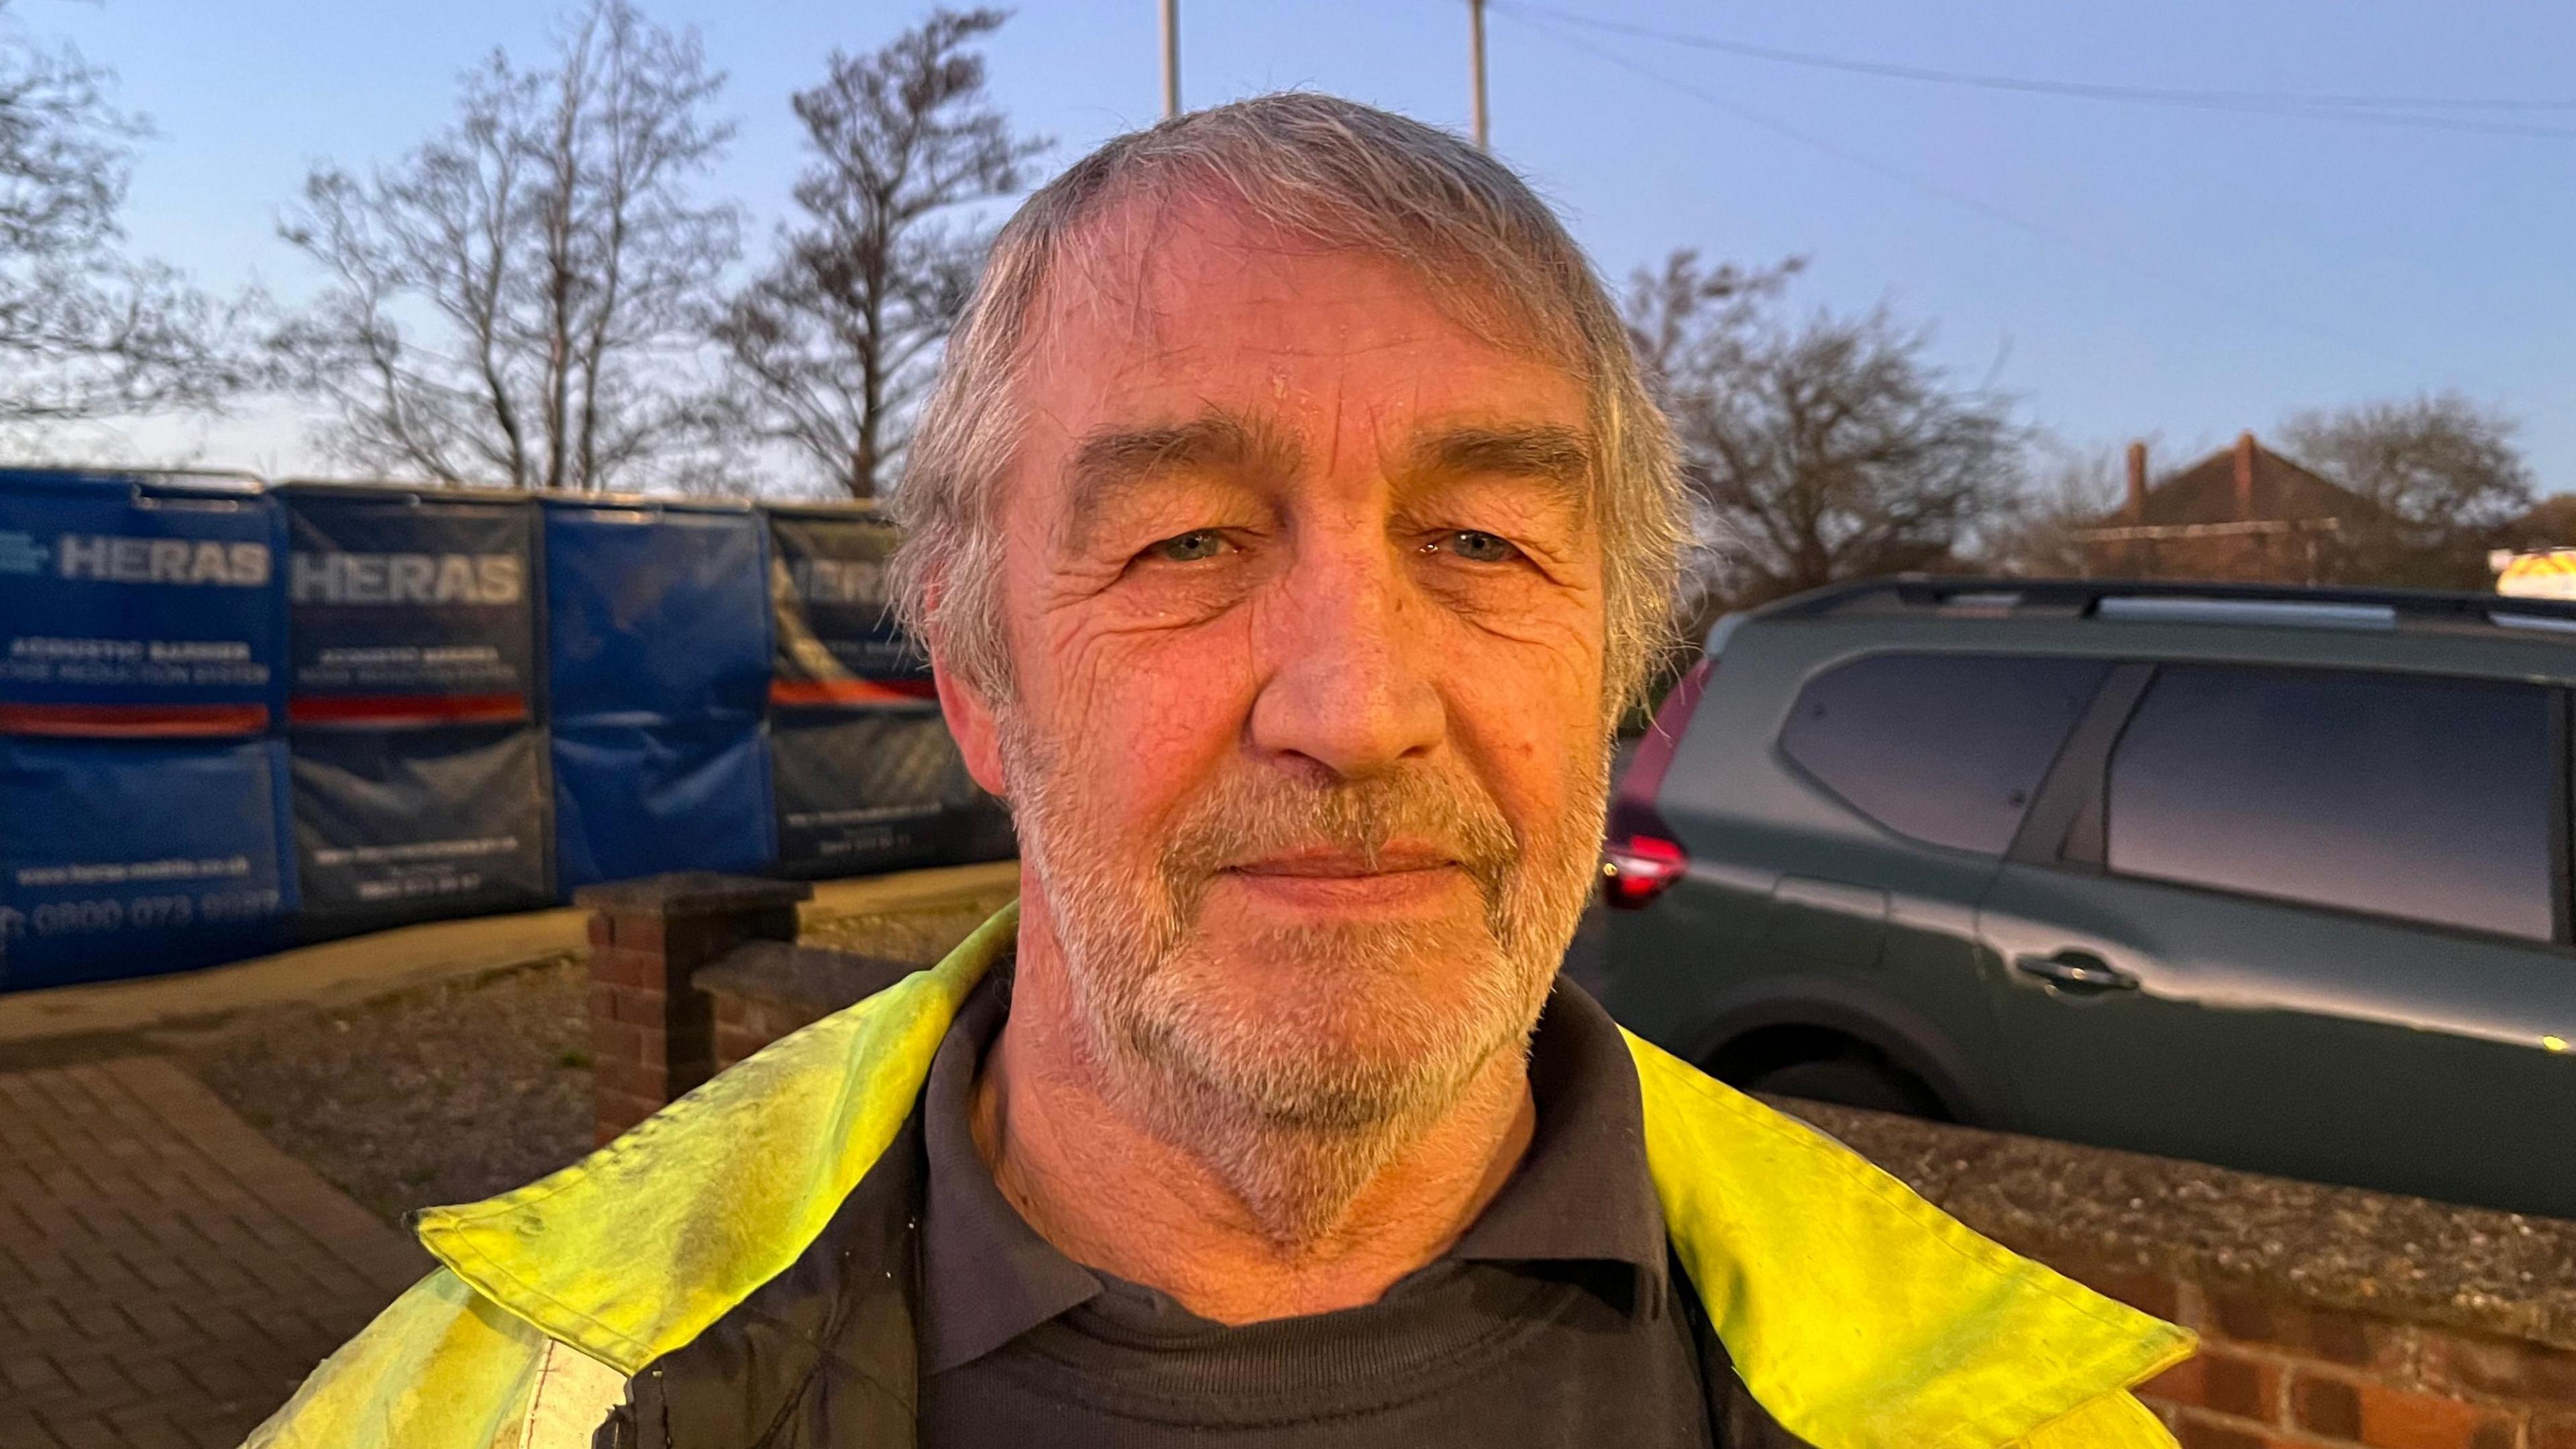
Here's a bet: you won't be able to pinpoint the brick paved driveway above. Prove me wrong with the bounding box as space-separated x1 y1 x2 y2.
0 1057 431 1448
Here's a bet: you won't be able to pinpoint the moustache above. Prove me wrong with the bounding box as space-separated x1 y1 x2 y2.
1153 763 1523 908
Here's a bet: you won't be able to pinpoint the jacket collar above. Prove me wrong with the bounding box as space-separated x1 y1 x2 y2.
415 904 2190 1449
411 904 1011 1376
1628 1034 2192 1448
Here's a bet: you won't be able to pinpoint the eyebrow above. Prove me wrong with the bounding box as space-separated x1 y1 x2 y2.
1060 412 1301 549
1055 415 1599 551
1403 425 1598 521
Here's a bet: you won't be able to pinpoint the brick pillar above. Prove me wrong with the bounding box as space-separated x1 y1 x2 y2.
579 872 813 1144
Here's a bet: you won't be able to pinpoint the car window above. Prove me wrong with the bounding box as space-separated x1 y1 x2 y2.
1780 653 2110 855
2106 665 2557 941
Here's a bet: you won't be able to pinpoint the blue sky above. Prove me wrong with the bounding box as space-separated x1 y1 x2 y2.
25 0 2576 492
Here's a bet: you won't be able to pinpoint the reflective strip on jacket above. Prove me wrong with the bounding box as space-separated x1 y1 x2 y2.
244 904 2196 1449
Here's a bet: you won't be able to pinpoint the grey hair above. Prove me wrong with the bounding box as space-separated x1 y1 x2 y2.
889 92 1687 716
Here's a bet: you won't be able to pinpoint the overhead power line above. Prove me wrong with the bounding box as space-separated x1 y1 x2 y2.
1491 3 2576 140
1490 5 2437 377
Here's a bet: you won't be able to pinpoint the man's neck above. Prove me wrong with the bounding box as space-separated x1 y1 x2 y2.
967 943 1538 1326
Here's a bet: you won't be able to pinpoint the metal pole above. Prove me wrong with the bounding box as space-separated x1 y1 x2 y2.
1161 0 1180 119
1468 0 1489 148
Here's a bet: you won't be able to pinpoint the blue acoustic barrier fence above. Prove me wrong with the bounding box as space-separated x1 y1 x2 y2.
0 470 295 988
0 472 1018 990
289 721 553 926
0 735 294 989
769 708 959 877
543 497 775 892
281 484 540 722
0 470 284 737
544 497 771 722
549 718 775 888
763 504 1013 874
281 485 554 932
765 505 932 707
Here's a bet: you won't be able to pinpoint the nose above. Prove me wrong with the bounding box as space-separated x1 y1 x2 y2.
1248 534 1444 782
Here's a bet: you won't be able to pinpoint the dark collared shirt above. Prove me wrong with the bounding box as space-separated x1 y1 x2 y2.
915 969 1714 1448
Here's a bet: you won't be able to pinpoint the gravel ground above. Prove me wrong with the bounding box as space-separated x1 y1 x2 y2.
193 890 1021 1227
1778 1096 2576 1350
189 955 593 1226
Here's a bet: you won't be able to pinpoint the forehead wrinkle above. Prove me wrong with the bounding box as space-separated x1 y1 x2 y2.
1056 410 1304 553
1397 424 1599 524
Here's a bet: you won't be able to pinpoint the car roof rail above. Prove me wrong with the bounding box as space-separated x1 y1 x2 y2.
1754 575 2576 633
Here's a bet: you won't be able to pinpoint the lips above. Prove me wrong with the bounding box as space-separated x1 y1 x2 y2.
1226 845 1458 878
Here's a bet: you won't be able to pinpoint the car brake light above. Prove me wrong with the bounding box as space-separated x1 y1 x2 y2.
1601 657 1713 910
1601 833 1686 908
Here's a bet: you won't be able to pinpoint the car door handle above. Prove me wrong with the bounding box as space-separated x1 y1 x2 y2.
2014 950 2139 994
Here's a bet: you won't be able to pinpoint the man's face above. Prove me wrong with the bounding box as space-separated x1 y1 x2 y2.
949 197 1613 1141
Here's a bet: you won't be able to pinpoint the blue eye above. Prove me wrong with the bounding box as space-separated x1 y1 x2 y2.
1150 529 1227 562
1438 530 1519 564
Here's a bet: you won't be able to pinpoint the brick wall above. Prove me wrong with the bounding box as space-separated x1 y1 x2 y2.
2060 1260 2576 1449
697 941 920 1071
711 985 824 1073
576 873 811 1144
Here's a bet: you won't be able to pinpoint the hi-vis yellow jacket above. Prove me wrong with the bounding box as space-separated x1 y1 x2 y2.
247 904 2195 1449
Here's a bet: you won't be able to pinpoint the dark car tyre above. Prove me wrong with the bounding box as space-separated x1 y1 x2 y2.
1743 1055 1947 1120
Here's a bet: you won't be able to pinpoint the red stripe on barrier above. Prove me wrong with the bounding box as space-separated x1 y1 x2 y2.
287 693 529 725
769 678 938 706
0 703 271 737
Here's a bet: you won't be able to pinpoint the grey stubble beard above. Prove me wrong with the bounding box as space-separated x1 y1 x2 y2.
998 708 1611 1252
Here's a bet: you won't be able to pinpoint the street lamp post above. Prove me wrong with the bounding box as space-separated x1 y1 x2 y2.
1469 0 1488 148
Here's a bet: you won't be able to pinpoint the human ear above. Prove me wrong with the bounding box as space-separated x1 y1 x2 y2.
923 579 1010 801
933 654 1008 800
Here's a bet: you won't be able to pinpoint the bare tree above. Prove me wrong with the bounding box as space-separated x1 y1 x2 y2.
0 4 255 432
713 8 1044 498
2282 393 2535 589
1627 250 2023 608
275 0 739 490
1982 441 2131 578
2502 492 2576 552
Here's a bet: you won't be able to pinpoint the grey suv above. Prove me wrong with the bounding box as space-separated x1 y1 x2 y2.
1595 576 2576 1221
